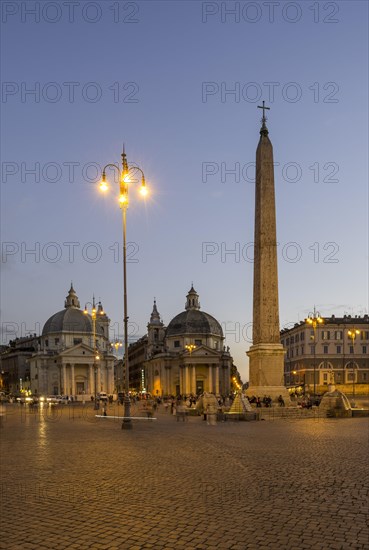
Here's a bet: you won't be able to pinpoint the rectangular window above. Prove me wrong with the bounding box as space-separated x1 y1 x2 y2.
360 331 369 340
194 339 202 346
296 348 299 356
322 331 330 340
335 330 342 340
290 336 295 344
73 338 82 345
349 346 354 354
323 373 327 381
174 341 180 348
286 338 290 346
310 345 315 354
363 373 367 381
301 346 304 355
55 338 59 345
45 339 48 347
362 346 367 354
323 345 329 354
290 349 294 358
336 346 341 354
300 332 305 341
295 334 299 342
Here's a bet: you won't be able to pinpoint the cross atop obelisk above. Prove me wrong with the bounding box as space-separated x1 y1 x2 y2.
257 100 270 134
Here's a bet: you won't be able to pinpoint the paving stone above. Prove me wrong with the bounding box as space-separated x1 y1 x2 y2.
1 405 368 550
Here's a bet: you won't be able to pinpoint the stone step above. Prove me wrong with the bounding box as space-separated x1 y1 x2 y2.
257 407 322 420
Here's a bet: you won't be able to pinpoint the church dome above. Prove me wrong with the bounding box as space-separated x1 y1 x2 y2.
42 308 93 336
165 287 223 338
42 284 92 335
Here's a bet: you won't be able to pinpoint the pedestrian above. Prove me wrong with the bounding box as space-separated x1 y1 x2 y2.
102 404 107 416
278 395 285 407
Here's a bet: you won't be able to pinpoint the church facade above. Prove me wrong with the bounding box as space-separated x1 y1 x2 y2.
29 285 115 398
133 287 233 397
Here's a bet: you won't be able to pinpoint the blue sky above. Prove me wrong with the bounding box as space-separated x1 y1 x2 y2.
1 0 368 381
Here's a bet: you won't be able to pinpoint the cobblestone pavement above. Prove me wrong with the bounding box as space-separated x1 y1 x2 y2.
1 403 368 550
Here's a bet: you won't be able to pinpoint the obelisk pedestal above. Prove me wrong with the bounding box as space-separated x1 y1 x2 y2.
246 104 290 403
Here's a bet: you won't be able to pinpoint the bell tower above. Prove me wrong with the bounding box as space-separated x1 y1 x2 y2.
147 299 165 358
64 283 80 309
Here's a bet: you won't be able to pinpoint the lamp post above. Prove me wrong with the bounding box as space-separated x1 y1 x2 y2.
184 344 196 396
306 308 324 401
84 297 103 410
347 328 359 406
111 340 123 393
99 148 148 430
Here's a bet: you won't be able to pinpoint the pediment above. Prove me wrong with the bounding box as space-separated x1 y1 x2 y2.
59 342 95 357
184 344 220 358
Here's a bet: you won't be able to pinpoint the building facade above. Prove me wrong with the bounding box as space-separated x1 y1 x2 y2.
28 285 116 398
0 335 39 394
281 314 369 395
126 287 233 397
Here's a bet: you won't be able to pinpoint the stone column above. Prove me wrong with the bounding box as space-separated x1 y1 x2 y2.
62 364 67 395
70 364 75 396
97 365 101 393
215 365 220 395
192 365 196 395
89 365 94 395
185 366 190 396
165 367 169 395
208 365 213 393
179 366 184 395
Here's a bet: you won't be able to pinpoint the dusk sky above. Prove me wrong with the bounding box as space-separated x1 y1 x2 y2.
1 0 368 381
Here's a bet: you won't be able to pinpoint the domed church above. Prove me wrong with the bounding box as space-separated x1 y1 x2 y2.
143 287 233 396
29 284 115 398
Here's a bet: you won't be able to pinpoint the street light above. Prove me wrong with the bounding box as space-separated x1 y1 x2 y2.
306 308 324 400
99 147 148 430
348 328 360 406
84 297 104 410
111 340 123 394
184 344 196 396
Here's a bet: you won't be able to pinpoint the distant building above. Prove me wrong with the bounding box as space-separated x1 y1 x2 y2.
281 314 369 395
28 284 116 398
125 287 234 396
0 335 39 393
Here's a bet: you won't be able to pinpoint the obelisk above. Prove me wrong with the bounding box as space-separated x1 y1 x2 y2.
246 103 289 402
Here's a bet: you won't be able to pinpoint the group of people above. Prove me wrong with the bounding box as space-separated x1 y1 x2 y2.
248 395 285 407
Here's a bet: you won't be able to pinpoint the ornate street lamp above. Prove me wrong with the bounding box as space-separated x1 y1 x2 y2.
111 340 123 394
99 147 148 430
306 308 324 400
84 297 104 410
184 344 196 396
347 328 360 406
